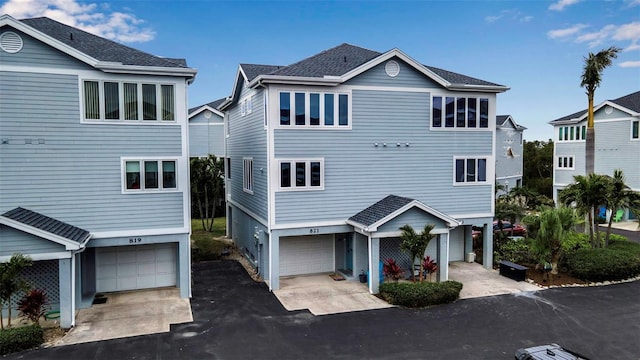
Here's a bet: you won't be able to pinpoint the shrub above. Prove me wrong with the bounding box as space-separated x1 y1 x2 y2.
17 289 49 325
382 258 403 281
565 246 640 282
0 325 44 355
494 238 534 265
561 232 591 254
379 281 462 308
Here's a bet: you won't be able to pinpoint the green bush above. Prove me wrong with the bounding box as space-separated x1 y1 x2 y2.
494 238 534 266
0 325 44 355
378 281 462 308
561 232 591 253
565 246 640 282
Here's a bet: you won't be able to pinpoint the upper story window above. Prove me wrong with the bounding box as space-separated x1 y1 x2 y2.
279 91 350 128
558 125 586 142
432 96 488 129
243 158 253 194
557 156 574 169
278 159 324 191
632 120 639 140
454 156 488 185
123 159 177 193
83 80 175 123
241 95 253 116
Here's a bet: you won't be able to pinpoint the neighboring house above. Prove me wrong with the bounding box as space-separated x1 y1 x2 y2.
220 43 508 293
0 15 196 328
549 90 640 221
188 98 226 158
495 115 526 196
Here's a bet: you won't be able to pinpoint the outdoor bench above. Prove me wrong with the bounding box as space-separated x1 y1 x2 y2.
499 260 527 282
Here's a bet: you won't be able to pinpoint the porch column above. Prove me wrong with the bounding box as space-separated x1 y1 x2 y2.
437 233 449 282
178 238 191 298
368 236 380 294
464 226 473 255
58 258 73 329
269 231 280 291
483 223 493 269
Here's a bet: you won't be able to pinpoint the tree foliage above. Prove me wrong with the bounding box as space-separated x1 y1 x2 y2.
190 155 225 232
399 224 436 281
602 170 640 246
0 254 33 329
522 139 554 199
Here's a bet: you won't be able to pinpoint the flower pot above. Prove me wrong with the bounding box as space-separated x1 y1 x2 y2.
359 273 367 283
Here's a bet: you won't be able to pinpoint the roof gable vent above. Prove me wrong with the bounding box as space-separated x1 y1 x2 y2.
385 60 400 77
0 31 24 54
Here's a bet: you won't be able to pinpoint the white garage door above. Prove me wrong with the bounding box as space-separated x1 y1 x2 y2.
280 235 334 276
96 243 177 292
449 235 465 262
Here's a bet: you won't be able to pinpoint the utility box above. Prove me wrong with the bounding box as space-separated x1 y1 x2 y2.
466 252 476 263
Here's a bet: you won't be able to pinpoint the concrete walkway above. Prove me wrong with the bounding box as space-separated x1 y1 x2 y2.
449 261 540 299
56 288 192 346
273 274 393 315
600 220 639 232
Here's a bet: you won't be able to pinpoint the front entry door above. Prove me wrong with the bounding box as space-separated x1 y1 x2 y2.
345 236 353 271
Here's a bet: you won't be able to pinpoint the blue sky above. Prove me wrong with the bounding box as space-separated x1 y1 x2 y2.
2 0 639 141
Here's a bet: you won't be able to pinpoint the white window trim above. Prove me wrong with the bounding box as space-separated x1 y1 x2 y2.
631 120 639 141
557 124 586 142
452 156 490 186
557 156 575 170
120 157 180 194
81 79 177 124
276 91 352 130
430 95 491 131
276 158 325 191
243 157 254 194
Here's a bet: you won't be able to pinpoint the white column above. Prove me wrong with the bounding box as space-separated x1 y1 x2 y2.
437 233 449 282
269 231 280 291
58 258 73 329
368 236 380 294
483 223 493 269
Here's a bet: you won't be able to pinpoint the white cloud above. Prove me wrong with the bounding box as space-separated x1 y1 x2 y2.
619 60 640 67
613 21 640 42
547 24 588 39
484 9 533 24
549 0 581 11
0 0 154 43
624 0 640 8
576 24 617 47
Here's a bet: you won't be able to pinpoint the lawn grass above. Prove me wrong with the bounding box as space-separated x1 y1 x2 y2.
191 217 227 261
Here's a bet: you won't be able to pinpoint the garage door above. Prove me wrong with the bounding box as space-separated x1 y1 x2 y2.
280 235 334 276
449 235 464 262
96 243 177 292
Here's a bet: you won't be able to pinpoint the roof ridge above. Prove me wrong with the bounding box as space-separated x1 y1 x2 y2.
271 43 381 76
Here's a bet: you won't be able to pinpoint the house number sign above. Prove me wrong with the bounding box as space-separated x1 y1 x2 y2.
309 228 320 234
129 237 142 244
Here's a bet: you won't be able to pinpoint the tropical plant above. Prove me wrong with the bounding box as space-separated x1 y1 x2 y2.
580 46 621 174
530 207 576 274
190 155 225 232
0 254 33 329
382 258 403 282
602 170 640 246
17 289 49 325
399 224 436 281
559 173 610 248
421 256 438 282
523 139 554 199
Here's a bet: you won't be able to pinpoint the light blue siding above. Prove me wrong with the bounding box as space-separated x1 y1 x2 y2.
595 119 640 189
226 87 268 221
0 226 66 255
189 112 224 157
495 126 524 189
0 27 93 70
230 206 267 268
0 71 185 231
274 89 493 224
344 57 441 88
376 208 449 233
554 141 585 185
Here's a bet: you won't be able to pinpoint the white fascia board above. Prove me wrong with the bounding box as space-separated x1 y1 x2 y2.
549 117 584 125
250 75 341 88
90 227 190 239
96 63 197 80
219 67 247 110
447 84 510 93
0 252 72 262
0 216 83 250
189 105 224 119
367 201 462 232
593 100 639 117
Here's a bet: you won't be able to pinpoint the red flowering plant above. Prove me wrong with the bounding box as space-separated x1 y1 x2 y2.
383 258 403 282
17 288 49 325
422 256 438 282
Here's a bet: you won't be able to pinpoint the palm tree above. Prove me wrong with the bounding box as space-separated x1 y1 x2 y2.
558 173 609 248
603 170 640 246
532 207 575 274
190 155 225 231
580 46 620 174
0 254 32 329
399 224 436 281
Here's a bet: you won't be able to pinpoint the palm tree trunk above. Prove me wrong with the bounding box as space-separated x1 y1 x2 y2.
605 212 614 247
586 92 595 175
588 209 595 248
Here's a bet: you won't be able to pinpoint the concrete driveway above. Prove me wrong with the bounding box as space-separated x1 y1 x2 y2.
56 288 192 345
273 275 393 315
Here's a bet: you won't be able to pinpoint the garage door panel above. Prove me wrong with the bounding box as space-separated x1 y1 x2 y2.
96 244 177 293
280 235 333 276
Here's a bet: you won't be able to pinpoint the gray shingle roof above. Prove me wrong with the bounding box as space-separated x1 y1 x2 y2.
1 207 90 244
550 91 640 123
19 17 189 68
348 195 414 227
189 97 226 114
497 115 527 130
240 43 503 87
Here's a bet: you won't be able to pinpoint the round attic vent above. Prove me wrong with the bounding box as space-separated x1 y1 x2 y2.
0 31 23 54
604 106 613 115
385 60 400 77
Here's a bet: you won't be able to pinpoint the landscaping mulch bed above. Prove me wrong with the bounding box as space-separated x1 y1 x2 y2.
525 268 589 287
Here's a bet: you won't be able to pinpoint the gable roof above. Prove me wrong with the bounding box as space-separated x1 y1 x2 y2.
549 90 640 125
347 195 461 232
189 97 226 118
0 15 196 80
221 44 507 110
0 207 91 250
497 115 527 130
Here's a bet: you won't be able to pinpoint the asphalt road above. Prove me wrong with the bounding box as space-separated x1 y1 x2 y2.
10 261 640 360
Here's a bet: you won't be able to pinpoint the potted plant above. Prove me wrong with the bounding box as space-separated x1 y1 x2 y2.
359 270 367 283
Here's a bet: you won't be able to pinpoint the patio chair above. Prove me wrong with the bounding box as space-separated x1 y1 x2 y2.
614 209 624 222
